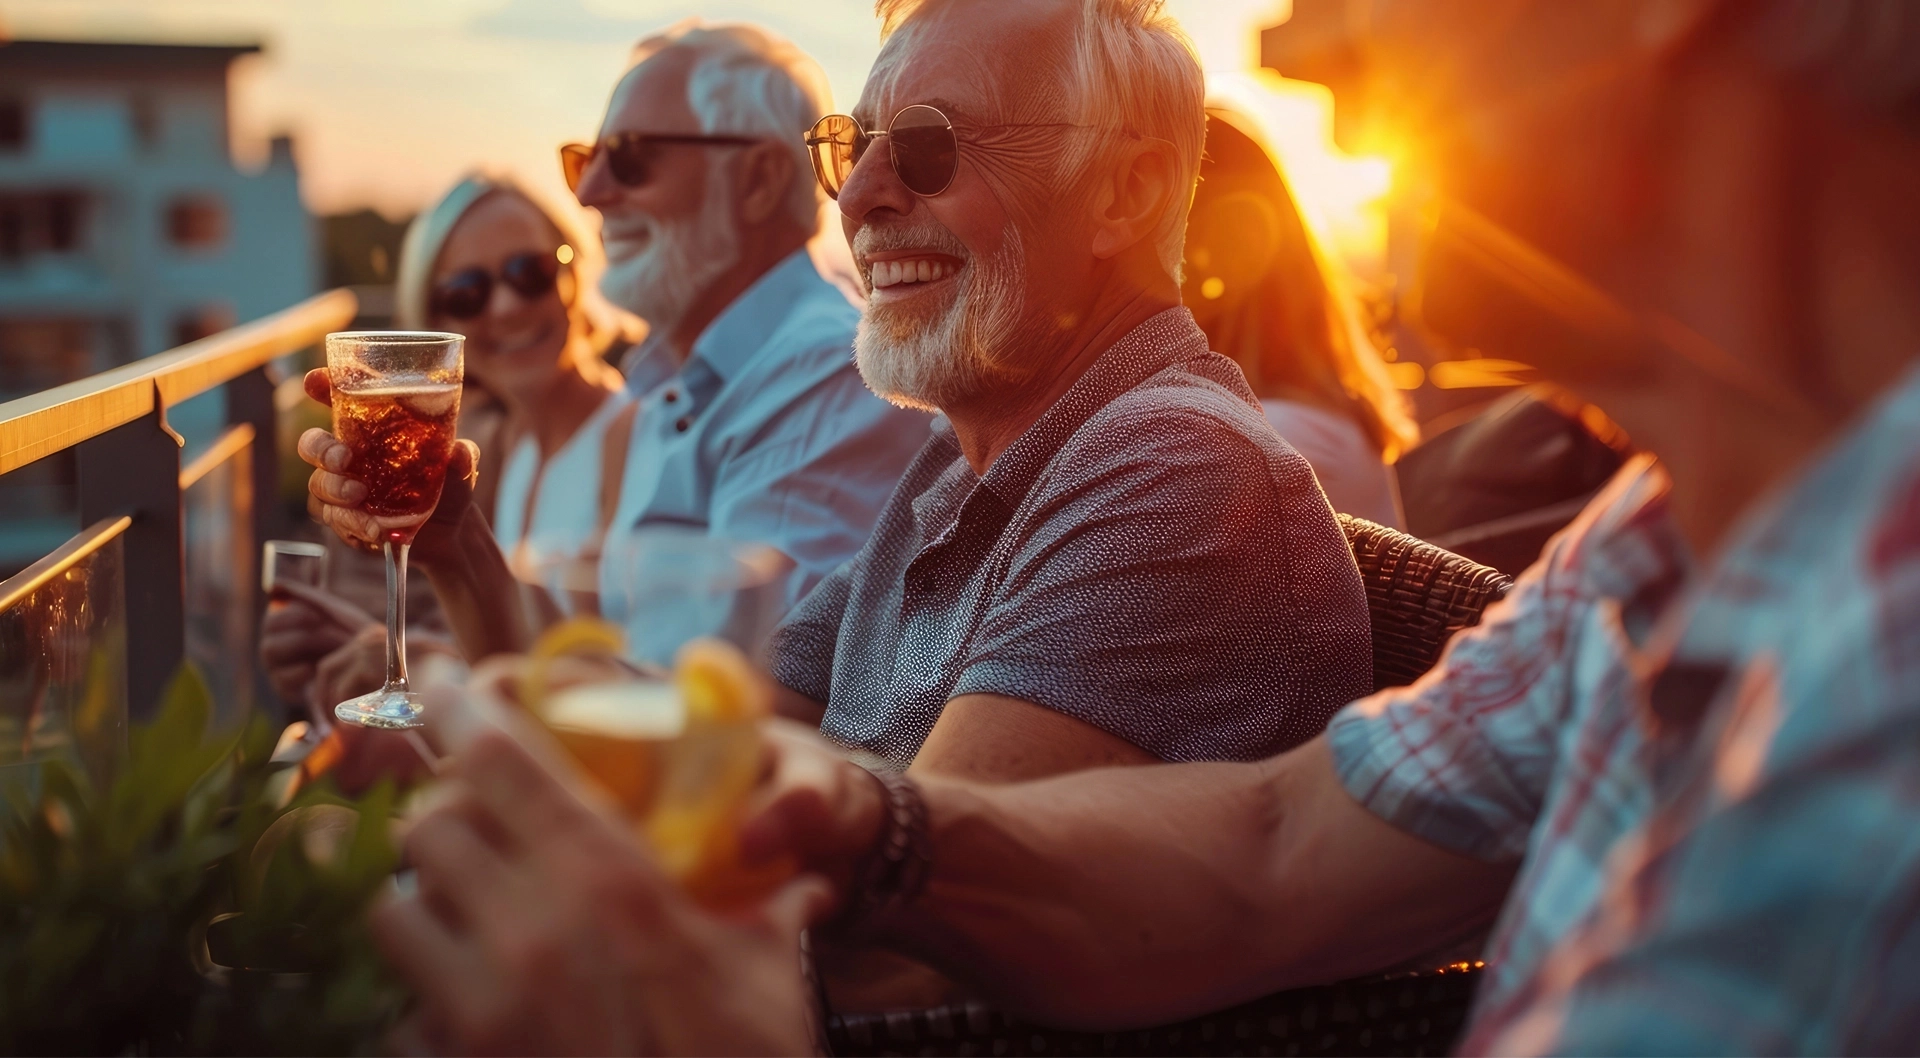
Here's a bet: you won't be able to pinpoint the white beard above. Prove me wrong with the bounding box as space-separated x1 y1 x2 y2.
599 160 741 335
853 222 1028 412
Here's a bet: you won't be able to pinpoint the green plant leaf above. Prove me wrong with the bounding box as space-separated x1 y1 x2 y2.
0 661 411 1054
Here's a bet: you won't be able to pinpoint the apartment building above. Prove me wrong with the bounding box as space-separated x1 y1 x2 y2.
0 37 316 568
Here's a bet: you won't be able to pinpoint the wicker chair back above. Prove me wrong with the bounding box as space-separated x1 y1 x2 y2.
1337 514 1513 692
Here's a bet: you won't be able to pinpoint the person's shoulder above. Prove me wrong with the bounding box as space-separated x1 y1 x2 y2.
1065 364 1312 485
1260 398 1375 467
754 271 861 367
1007 381 1326 544
712 272 865 415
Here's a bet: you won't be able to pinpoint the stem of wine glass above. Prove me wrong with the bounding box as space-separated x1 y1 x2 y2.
384 539 410 693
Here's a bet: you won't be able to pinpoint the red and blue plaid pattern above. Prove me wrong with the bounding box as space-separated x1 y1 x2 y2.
1330 364 1920 1053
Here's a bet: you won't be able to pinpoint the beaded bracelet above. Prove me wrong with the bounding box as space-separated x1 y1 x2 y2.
832 767 932 931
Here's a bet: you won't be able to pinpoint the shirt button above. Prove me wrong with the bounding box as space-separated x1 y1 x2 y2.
663 390 679 404
674 416 691 432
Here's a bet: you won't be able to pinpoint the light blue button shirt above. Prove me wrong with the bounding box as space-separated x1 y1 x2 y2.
601 249 929 662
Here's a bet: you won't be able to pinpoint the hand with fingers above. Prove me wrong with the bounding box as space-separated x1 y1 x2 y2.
260 578 378 712
374 679 832 1056
738 720 891 905
299 368 481 562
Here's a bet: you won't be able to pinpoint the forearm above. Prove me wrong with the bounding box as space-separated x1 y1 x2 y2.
863 739 1510 1029
868 758 1312 1026
417 510 537 661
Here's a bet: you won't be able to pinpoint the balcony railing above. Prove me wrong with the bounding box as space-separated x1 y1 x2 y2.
0 289 357 776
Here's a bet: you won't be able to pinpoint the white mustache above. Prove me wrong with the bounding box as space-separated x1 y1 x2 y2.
853 223 969 262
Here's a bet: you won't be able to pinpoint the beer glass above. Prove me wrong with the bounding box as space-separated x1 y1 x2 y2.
511 529 794 905
261 540 328 602
324 331 463 729
515 525 793 667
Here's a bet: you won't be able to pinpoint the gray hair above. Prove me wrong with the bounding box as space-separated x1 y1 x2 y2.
877 0 1205 278
632 20 834 231
1739 0 1920 119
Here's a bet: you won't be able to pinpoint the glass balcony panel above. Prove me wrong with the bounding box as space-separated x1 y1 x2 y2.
0 525 128 789
182 424 254 726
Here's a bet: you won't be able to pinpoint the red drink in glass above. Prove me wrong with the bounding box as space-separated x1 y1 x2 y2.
323 330 464 730
331 382 461 542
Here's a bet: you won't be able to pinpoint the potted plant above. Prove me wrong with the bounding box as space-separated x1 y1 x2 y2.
0 667 408 1054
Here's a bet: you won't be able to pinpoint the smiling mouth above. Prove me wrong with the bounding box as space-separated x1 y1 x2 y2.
499 323 556 357
604 229 654 256
866 254 963 295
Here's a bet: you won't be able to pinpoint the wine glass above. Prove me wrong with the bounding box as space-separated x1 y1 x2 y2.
324 331 464 730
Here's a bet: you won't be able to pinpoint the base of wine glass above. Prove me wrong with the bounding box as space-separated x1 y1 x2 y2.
335 687 426 730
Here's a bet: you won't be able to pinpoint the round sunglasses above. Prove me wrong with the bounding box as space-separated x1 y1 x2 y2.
807 104 959 199
805 104 1107 200
560 131 761 194
429 250 568 321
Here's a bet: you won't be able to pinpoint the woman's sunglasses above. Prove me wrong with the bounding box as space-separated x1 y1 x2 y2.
560 131 761 194
429 251 567 321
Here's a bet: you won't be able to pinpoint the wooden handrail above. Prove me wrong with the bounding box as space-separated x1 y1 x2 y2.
0 288 357 476
0 515 133 613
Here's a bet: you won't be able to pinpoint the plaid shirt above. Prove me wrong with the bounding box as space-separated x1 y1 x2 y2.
1328 363 1920 1054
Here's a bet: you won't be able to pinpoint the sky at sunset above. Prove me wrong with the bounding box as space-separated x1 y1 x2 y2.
1 0 1388 265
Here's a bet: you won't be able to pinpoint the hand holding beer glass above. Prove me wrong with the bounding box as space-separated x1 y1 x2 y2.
508 531 796 906
322 331 464 730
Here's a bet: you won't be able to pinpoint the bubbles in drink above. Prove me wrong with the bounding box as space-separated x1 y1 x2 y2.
332 381 462 542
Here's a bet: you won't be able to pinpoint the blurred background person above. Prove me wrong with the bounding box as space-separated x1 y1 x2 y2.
298 20 928 671
394 173 634 569
263 174 634 716
1182 111 1416 527
575 21 929 658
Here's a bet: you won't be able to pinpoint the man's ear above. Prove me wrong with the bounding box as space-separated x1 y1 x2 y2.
1090 138 1181 261
737 141 799 225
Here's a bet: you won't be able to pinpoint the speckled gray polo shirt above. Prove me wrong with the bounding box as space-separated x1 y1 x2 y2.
766 307 1372 769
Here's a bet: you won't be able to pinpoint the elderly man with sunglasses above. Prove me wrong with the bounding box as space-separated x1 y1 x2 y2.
751 0 1371 781
298 22 928 674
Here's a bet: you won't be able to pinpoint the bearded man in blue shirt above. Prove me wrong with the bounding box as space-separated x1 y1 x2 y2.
296 22 929 671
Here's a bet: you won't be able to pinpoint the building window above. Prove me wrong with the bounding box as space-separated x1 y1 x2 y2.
0 318 106 397
0 191 88 262
0 99 26 152
172 305 235 348
130 94 160 154
46 195 81 252
166 195 226 250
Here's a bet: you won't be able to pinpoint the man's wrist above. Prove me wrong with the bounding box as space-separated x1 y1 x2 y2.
843 760 887 875
831 765 931 933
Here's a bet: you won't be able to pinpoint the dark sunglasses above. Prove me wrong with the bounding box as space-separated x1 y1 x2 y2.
429 250 567 321
560 131 761 194
805 104 1104 200
806 104 959 200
